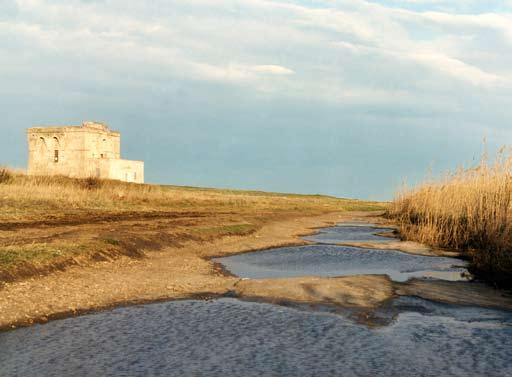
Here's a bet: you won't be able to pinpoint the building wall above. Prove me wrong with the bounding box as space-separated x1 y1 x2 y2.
27 127 88 177
104 159 144 184
26 122 143 183
83 128 120 160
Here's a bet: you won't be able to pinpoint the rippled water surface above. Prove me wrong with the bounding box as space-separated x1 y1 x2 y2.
216 224 468 282
215 244 467 282
303 224 396 243
2 225 510 377
1 298 511 377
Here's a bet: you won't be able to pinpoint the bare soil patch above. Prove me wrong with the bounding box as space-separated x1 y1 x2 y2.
234 275 394 308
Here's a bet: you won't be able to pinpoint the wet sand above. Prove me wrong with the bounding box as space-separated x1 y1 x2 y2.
396 279 512 310
336 240 462 257
234 275 394 308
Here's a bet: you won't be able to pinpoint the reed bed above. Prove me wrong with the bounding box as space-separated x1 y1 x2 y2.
389 154 512 286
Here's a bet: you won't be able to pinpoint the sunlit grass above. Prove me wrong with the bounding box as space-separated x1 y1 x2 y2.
0 167 386 222
0 243 87 266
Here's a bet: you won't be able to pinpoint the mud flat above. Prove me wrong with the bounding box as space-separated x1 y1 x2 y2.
234 275 394 308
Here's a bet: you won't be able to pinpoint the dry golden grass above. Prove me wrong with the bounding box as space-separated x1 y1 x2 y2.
0 168 385 282
0 167 384 222
388 152 512 286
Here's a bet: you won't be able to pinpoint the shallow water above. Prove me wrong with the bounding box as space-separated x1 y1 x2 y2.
216 224 468 282
215 244 468 282
1 298 511 377
303 224 395 244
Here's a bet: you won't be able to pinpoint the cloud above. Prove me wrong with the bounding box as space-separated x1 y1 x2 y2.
0 0 18 20
409 52 506 86
366 0 512 13
1 0 509 121
252 65 295 75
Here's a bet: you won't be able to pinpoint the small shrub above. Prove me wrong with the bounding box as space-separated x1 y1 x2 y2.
103 238 120 246
0 168 13 184
80 177 103 190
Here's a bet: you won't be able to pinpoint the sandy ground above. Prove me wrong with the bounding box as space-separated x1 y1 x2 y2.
337 240 462 257
396 279 512 310
235 275 394 308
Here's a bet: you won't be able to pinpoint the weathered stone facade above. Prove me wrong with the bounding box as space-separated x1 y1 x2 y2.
27 121 144 183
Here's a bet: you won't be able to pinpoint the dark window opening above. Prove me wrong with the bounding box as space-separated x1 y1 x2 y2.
101 153 105 158
54 150 59 163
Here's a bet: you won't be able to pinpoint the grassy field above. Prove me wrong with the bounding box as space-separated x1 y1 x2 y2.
0 168 382 220
388 154 512 286
0 168 386 283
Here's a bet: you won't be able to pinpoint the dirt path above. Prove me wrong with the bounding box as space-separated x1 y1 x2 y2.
4 210 510 331
1 211 370 330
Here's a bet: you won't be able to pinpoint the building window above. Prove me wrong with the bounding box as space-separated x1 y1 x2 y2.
100 153 104 158
52 137 60 163
38 137 48 156
134 172 137 181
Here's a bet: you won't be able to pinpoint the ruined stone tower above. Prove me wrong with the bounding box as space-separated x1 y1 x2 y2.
27 121 144 183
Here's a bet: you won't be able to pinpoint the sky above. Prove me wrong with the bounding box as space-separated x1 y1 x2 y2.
1 0 511 200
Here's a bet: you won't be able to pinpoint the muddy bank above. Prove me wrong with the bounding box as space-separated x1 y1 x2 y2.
396 279 512 310
232 275 512 313
337 240 462 257
1 211 372 330
234 275 394 308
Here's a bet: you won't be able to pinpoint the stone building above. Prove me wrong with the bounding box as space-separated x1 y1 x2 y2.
27 121 144 183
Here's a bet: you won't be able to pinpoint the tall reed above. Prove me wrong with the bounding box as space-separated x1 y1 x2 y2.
389 151 512 286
